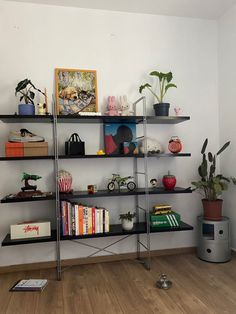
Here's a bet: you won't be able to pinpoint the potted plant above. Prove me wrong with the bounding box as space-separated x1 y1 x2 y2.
192 138 236 220
119 211 136 230
139 70 177 116
15 79 45 115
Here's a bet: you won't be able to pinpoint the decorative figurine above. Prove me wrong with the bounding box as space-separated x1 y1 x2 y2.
87 185 97 194
119 95 134 116
105 96 120 116
97 149 106 155
107 174 136 192
17 172 43 198
139 138 163 154
37 103 47 115
156 274 172 289
162 171 176 190
174 107 181 116
168 136 182 154
58 170 72 193
150 178 158 188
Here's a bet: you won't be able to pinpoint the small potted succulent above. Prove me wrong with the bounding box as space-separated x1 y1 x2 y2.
139 70 177 116
192 138 236 220
119 211 136 230
15 79 46 115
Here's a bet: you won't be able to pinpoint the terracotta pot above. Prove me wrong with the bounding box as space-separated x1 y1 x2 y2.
202 199 223 221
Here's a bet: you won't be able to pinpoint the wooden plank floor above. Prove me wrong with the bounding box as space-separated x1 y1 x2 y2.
1 253 236 314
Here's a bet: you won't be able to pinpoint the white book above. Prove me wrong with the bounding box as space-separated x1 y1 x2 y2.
105 210 110 233
74 204 79 236
95 208 100 233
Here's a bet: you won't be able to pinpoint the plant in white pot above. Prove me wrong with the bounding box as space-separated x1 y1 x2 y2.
192 138 236 220
139 70 177 116
119 211 136 231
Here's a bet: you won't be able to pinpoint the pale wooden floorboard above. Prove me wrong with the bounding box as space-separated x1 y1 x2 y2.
1 253 236 314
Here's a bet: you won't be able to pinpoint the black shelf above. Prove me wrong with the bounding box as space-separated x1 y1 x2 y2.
0 153 191 161
2 231 57 246
1 187 191 203
58 153 191 159
0 115 53 123
2 221 193 246
0 115 190 124
60 187 192 200
0 155 54 161
57 115 190 124
1 193 55 203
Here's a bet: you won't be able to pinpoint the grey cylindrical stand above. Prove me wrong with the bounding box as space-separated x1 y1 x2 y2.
197 216 231 263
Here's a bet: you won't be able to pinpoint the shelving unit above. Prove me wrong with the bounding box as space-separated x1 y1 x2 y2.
0 97 193 280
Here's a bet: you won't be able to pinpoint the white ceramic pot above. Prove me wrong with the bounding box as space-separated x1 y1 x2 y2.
122 219 134 231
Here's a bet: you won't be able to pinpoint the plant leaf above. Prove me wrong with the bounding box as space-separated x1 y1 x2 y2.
139 83 151 94
209 164 216 178
29 91 35 100
20 95 24 102
231 177 236 185
201 138 208 154
199 155 207 178
208 152 213 162
165 83 177 93
165 72 173 83
217 141 230 155
15 79 30 95
150 71 164 81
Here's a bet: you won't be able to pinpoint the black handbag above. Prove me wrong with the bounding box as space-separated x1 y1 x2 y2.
65 133 85 156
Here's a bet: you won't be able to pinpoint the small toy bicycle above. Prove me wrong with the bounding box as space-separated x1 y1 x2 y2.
107 174 136 191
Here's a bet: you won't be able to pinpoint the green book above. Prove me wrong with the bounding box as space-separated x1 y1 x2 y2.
150 211 181 228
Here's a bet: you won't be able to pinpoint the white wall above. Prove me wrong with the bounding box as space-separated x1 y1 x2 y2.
218 4 236 249
0 0 219 266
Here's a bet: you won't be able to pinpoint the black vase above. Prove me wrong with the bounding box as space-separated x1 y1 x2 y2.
153 103 170 116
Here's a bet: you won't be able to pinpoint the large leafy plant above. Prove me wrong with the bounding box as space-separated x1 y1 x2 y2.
139 71 177 103
15 79 45 105
192 138 236 201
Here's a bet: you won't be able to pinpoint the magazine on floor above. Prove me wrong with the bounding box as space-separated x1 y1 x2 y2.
10 279 48 292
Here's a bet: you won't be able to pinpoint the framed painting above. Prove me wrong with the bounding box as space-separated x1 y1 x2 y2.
55 68 98 115
104 123 138 155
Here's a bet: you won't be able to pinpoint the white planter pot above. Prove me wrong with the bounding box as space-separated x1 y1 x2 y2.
122 219 134 231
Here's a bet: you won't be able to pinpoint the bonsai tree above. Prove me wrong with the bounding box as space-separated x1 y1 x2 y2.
15 79 45 105
192 138 236 201
119 211 136 221
139 71 177 103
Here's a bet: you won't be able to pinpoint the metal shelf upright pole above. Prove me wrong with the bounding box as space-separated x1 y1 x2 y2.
52 97 61 280
133 96 151 269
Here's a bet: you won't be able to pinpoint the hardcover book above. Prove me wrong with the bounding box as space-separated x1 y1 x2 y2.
150 211 181 228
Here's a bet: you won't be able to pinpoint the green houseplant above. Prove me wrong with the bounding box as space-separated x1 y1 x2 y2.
119 211 136 230
192 138 236 220
139 70 177 116
15 79 45 115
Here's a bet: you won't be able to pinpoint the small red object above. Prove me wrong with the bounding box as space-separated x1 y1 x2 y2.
162 171 176 190
168 136 182 153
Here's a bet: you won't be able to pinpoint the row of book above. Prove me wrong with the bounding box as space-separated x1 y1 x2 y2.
60 201 109 236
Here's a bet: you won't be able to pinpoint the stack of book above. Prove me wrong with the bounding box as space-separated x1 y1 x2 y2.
150 204 181 228
60 201 109 236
